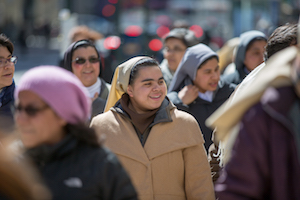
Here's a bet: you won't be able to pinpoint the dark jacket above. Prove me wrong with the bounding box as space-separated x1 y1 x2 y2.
168 80 234 150
215 86 300 199
0 81 15 132
91 78 110 118
26 134 138 200
222 30 267 85
167 43 235 151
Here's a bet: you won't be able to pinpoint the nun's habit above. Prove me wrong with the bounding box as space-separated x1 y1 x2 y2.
222 30 267 85
168 43 235 150
63 40 110 118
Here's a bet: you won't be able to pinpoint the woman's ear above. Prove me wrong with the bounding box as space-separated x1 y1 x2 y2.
127 85 134 97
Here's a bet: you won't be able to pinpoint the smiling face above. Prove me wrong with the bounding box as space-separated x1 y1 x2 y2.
244 39 267 71
15 91 67 148
0 46 15 89
71 46 100 87
193 57 220 93
127 65 166 114
163 38 187 72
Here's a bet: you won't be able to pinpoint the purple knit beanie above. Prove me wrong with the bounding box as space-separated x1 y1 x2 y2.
15 66 91 124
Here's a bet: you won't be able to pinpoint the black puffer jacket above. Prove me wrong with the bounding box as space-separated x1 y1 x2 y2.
26 135 137 200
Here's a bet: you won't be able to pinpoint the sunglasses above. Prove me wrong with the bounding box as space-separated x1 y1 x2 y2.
14 104 49 117
72 57 100 65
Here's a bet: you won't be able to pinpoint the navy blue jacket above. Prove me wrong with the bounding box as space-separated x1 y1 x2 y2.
0 81 15 132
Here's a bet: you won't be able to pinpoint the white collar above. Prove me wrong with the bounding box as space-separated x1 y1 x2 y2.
198 90 213 102
86 78 101 98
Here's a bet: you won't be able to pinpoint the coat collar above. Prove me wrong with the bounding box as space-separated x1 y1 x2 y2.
104 98 202 165
26 135 77 165
0 81 15 107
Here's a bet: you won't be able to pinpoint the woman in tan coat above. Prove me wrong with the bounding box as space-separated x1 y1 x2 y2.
90 56 214 200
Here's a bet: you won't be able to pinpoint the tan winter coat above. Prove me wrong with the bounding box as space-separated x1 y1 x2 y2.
90 105 215 200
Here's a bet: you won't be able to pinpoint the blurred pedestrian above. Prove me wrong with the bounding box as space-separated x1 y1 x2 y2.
91 56 215 200
168 43 235 151
161 28 199 88
214 41 300 200
0 136 51 200
217 37 240 74
62 25 114 84
0 33 17 133
222 30 267 85
68 25 103 43
14 66 137 200
63 39 110 119
206 23 298 184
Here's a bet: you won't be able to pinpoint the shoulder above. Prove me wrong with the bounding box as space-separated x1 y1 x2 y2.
170 108 201 130
218 80 236 94
166 108 205 143
221 70 240 85
213 80 235 103
240 86 295 130
91 110 115 124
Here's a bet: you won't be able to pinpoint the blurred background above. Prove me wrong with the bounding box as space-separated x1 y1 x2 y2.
1 0 299 83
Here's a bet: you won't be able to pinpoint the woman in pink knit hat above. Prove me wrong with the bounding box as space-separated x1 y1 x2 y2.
14 65 137 200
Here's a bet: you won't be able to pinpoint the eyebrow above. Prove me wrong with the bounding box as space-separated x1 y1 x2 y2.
0 55 11 59
141 76 164 82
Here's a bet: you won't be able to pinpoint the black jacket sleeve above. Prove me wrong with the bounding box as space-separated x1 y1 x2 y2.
99 147 138 200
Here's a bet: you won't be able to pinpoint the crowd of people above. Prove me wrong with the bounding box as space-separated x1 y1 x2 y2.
0 20 299 200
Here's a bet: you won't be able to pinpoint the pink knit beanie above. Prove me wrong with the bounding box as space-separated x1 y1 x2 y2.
15 66 91 124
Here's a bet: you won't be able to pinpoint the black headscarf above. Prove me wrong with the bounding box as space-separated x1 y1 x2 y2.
63 40 101 73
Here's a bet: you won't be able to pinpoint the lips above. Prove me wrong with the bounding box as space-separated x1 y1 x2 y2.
209 82 218 88
83 70 93 73
150 94 163 100
2 73 13 77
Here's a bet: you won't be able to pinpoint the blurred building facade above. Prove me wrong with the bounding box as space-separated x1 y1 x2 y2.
0 0 299 65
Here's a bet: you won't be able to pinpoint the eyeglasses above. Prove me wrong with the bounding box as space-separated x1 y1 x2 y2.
163 47 185 53
14 104 49 117
72 57 100 65
0 56 17 68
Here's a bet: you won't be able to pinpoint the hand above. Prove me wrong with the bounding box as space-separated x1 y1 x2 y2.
178 85 199 105
91 92 99 102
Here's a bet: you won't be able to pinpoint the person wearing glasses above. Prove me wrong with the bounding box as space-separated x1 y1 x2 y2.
161 28 199 88
91 57 215 200
0 33 17 133
14 65 138 200
63 39 110 119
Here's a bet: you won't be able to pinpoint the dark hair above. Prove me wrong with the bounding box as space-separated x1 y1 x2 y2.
0 34 14 54
129 58 160 85
64 123 101 147
198 56 219 69
266 23 298 59
246 37 267 52
163 28 199 47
